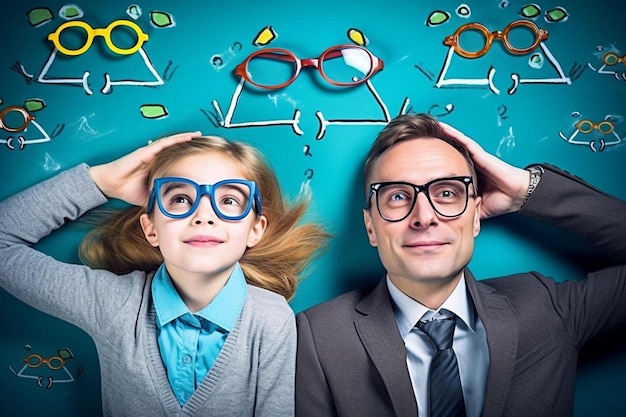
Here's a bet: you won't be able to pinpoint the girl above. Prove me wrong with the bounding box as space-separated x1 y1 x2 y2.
0 133 329 416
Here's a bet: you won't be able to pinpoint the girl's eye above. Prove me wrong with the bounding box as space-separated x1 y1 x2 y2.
171 194 193 205
221 196 241 206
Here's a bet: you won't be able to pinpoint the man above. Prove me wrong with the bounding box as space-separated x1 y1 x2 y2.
295 114 626 417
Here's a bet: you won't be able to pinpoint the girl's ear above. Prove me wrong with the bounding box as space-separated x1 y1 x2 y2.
140 214 159 247
247 215 268 248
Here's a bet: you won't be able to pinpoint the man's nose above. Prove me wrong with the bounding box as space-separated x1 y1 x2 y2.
408 192 437 228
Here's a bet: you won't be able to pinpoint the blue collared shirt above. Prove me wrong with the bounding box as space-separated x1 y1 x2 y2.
152 263 247 406
387 273 489 417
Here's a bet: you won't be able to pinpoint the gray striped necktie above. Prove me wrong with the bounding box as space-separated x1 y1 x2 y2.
418 316 466 417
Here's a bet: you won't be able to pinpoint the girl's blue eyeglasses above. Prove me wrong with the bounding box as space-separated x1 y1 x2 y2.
147 177 262 221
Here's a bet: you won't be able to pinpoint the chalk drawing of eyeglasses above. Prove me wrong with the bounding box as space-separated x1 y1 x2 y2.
576 119 614 134
24 353 67 370
602 52 626 66
443 20 548 59
233 44 384 89
0 106 34 132
47 19 149 56
9 348 77 388
0 105 51 150
11 19 163 95
587 49 626 81
435 19 570 95
212 43 408 139
559 118 623 152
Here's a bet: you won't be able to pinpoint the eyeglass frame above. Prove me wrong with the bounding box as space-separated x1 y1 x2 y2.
47 19 149 56
576 119 614 134
233 43 385 90
0 105 34 132
602 52 626 66
24 353 66 370
366 176 475 222
443 20 548 59
147 177 262 221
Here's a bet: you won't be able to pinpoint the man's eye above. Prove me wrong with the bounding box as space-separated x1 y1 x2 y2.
391 193 409 201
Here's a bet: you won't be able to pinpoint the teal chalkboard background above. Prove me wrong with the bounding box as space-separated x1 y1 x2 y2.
1 0 625 415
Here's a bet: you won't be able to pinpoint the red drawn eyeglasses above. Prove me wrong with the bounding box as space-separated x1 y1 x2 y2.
234 44 384 90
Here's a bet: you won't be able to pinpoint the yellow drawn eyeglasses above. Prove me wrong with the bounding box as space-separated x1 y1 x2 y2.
24 353 66 370
575 119 614 134
444 20 549 59
47 19 149 56
602 52 626 66
0 106 34 132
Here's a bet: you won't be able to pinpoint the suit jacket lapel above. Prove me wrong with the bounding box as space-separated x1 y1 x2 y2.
465 269 518 417
354 278 418 416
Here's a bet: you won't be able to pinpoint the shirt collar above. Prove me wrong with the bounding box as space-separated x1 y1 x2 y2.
152 263 247 332
387 272 477 339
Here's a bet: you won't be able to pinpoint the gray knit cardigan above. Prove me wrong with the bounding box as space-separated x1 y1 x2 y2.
0 164 296 417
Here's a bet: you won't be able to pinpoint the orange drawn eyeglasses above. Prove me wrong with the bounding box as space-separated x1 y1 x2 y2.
575 119 614 135
444 20 549 59
0 106 35 132
602 52 626 66
234 44 384 90
24 353 66 370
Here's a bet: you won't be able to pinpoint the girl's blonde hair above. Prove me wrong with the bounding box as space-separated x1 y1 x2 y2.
79 135 329 300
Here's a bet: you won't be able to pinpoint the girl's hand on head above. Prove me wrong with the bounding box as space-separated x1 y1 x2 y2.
440 122 530 219
89 131 200 205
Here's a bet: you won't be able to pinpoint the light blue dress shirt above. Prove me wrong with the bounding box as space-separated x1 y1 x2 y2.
152 263 247 406
387 274 489 417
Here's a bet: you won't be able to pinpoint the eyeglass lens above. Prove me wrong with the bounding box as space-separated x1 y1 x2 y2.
321 47 375 84
243 45 375 88
376 178 470 220
244 50 296 88
158 179 252 218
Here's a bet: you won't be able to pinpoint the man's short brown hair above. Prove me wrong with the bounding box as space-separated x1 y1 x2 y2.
363 113 477 199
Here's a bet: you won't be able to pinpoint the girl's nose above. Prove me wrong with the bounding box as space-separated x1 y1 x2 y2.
191 196 217 225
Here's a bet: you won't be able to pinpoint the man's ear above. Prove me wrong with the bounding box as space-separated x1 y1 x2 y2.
473 196 482 237
363 209 378 247
247 215 268 248
140 213 159 247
